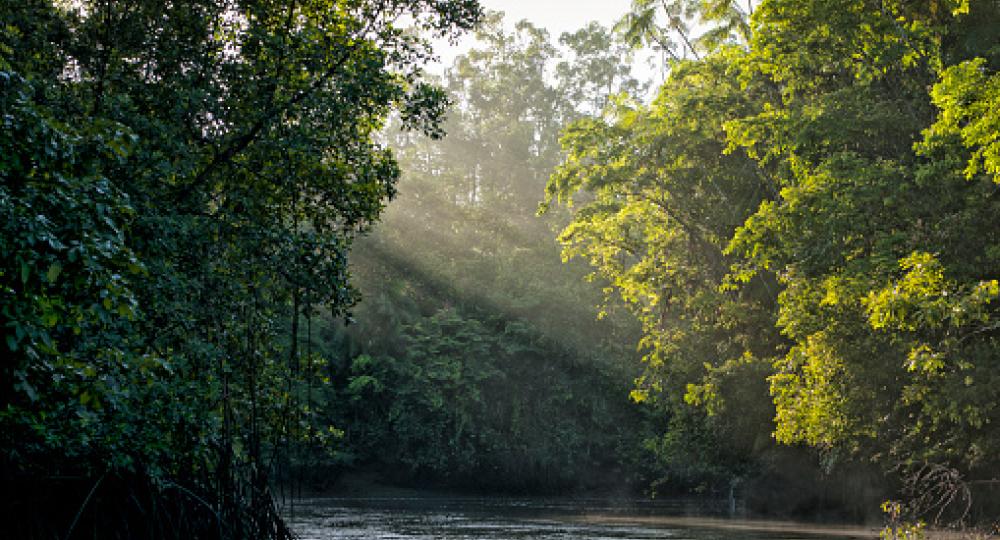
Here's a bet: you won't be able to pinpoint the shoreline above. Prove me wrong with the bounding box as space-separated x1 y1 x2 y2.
564 514 881 538
561 514 998 540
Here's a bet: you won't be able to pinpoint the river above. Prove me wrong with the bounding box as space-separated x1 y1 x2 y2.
284 497 879 540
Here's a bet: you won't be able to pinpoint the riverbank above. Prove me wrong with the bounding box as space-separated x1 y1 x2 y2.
568 514 880 538
564 514 998 540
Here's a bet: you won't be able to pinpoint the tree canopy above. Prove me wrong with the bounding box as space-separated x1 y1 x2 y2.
1 1 479 537
4 0 1000 534
547 0 1000 525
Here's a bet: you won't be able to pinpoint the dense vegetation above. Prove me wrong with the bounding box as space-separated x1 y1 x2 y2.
3 0 999 537
543 0 1000 527
323 0 1000 527
307 15 655 494
1 0 479 538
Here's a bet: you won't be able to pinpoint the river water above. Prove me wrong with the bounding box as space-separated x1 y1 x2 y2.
284 497 878 540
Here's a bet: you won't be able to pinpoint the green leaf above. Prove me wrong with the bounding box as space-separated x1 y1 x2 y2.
46 262 61 284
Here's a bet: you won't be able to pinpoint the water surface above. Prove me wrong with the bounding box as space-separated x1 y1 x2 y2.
285 497 878 540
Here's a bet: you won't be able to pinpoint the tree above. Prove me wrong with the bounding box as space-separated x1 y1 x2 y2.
315 14 654 493
547 0 1000 521
725 0 1000 523
1 1 480 537
614 0 757 64
543 45 787 495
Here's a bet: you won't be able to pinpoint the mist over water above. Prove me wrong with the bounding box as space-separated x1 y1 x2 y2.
286 498 877 540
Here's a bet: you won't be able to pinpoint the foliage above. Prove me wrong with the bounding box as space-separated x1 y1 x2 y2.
547 0 1000 521
882 500 928 540
543 43 787 494
614 0 756 64
0 69 155 475
729 0 1000 494
921 58 1000 183
7 0 1000 528
334 309 640 492
1 0 479 537
307 13 655 494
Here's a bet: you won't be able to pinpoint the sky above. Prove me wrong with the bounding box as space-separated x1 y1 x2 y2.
429 0 640 73
476 0 631 37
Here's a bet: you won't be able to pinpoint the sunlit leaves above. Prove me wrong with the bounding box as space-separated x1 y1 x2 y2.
725 1 1000 510
920 58 1000 183
545 45 786 491
554 0 1000 509
770 335 853 447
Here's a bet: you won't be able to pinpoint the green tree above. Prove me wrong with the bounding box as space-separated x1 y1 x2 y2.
315 14 653 493
1 0 480 537
725 0 1000 522
544 44 785 494
614 0 757 64
547 0 1000 520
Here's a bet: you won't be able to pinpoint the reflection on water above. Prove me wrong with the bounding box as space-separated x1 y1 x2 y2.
285 498 873 540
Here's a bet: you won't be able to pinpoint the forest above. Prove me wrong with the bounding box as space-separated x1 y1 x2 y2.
1 0 998 539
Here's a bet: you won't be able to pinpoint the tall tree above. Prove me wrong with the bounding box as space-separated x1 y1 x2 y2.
727 0 1000 522
547 0 1000 521
317 14 653 493
543 44 787 494
0 1 479 537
